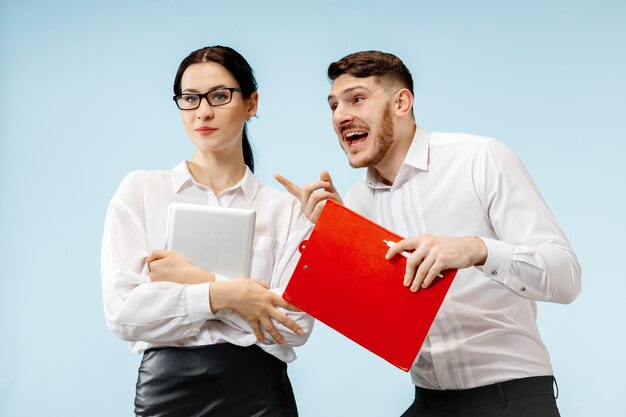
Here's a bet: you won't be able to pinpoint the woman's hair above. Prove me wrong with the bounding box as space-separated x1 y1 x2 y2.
174 46 257 172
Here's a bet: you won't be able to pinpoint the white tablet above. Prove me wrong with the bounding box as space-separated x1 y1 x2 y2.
164 202 256 279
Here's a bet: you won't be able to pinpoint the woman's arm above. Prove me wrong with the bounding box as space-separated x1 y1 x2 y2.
145 250 304 345
102 191 214 344
147 250 216 284
144 197 316 347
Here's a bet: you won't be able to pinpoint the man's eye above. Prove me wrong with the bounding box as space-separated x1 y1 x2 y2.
329 103 338 111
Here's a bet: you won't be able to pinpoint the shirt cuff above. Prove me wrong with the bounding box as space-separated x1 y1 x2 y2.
185 282 216 321
213 273 230 282
208 275 235 321
479 237 512 283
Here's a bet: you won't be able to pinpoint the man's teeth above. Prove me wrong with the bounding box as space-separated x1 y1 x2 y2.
346 131 367 138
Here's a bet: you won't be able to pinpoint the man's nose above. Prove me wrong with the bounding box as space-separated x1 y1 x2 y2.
332 104 353 127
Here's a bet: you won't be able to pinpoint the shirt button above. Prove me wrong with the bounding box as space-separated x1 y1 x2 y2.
520 286 526 292
490 270 498 276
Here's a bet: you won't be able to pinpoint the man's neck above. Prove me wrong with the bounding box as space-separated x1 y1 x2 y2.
374 123 416 185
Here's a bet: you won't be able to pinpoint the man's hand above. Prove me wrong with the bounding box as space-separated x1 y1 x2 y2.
274 171 343 223
209 279 303 344
147 250 215 284
385 235 487 292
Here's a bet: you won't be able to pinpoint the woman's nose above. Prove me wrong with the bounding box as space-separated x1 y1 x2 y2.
196 97 214 119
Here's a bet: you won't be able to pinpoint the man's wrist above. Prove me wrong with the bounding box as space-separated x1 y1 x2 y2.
471 237 488 266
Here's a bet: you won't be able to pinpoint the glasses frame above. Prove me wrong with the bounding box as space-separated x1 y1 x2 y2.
173 87 242 110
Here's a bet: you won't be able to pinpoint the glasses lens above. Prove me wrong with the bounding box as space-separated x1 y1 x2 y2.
208 89 232 106
178 94 200 109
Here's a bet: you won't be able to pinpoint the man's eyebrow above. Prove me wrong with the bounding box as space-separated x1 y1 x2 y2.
327 86 370 102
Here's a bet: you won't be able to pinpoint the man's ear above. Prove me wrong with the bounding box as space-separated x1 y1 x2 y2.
394 88 414 118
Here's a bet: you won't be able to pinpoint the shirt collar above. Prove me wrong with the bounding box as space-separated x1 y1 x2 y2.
404 124 430 171
170 161 259 204
365 125 430 188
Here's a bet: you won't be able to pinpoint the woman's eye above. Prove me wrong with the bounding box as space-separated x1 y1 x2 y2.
184 95 199 104
210 90 229 103
354 96 363 103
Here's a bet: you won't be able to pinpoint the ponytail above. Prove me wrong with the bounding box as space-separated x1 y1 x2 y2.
242 125 254 172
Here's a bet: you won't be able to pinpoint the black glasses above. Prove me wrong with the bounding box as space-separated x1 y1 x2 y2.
173 88 242 110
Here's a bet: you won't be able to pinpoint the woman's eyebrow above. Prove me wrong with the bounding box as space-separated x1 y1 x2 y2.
182 84 229 94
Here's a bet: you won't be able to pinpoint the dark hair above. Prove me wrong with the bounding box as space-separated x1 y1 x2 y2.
174 46 257 172
328 50 414 96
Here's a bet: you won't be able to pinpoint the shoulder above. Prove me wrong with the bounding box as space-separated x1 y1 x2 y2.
345 176 369 200
115 168 171 200
256 182 303 210
429 131 518 163
255 181 314 232
430 131 499 151
345 176 371 214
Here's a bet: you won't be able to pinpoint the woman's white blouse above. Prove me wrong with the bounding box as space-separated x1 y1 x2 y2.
101 161 314 362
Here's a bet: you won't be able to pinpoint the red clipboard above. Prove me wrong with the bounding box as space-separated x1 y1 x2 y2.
283 200 456 371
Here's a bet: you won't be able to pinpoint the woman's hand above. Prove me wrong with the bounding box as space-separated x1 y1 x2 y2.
209 279 303 344
147 250 215 284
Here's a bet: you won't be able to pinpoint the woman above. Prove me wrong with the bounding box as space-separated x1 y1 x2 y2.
101 46 313 417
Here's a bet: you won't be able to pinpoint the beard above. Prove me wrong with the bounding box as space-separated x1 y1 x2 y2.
347 104 395 169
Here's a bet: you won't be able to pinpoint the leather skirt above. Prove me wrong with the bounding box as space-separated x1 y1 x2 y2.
134 343 298 417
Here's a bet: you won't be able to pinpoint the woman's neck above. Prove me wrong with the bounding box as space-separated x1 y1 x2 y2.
188 150 247 195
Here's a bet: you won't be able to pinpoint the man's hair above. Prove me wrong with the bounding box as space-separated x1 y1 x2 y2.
327 50 414 95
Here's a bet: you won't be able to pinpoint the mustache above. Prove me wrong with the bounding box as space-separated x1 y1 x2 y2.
340 124 369 134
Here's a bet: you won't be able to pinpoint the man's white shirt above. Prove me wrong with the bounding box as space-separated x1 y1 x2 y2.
346 126 581 389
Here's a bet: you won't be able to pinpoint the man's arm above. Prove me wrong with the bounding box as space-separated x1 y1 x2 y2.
274 171 343 223
472 140 581 303
385 235 487 292
380 140 581 303
277 171 489 293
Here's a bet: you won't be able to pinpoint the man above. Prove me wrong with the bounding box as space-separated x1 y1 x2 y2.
276 50 581 416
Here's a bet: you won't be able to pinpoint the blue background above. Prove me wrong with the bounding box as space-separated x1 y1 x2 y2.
1 1 624 416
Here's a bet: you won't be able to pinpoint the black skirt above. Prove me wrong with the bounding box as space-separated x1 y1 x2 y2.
134 343 298 417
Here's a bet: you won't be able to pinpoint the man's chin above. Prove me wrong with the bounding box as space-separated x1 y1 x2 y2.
347 154 370 169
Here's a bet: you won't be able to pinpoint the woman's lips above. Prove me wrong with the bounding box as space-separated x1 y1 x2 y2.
195 127 217 136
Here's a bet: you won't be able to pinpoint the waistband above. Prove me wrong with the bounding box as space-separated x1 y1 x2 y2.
414 376 556 409
136 343 296 416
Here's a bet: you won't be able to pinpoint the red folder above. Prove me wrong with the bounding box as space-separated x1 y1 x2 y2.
283 200 456 371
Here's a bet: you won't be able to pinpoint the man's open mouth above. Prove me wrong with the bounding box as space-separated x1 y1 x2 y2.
345 131 368 146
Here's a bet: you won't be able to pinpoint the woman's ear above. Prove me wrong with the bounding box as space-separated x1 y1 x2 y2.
394 88 414 118
247 91 259 119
